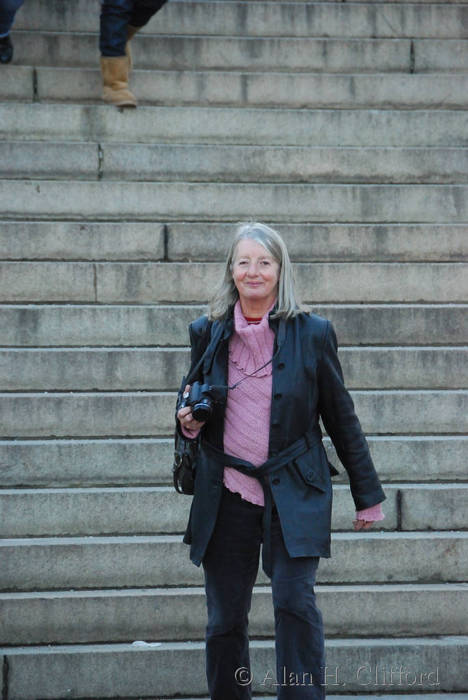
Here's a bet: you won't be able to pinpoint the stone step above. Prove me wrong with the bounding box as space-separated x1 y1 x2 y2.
1 222 467 262
3 141 467 184
167 223 468 262
91 697 468 700
0 484 395 537
11 33 468 73
0 583 466 645
2 261 467 304
2 104 467 147
1 222 467 263
0 347 465 391
14 1 468 39
1 436 465 488
2 637 466 696
162 697 468 700
1 532 467 590
1 484 467 538
36 69 468 109
1 304 466 348
2 181 467 222
3 66 468 109
0 390 465 438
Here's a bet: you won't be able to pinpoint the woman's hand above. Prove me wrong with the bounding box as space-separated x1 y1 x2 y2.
353 502 384 530
177 385 206 432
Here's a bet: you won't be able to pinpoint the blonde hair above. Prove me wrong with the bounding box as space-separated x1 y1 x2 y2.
208 222 306 320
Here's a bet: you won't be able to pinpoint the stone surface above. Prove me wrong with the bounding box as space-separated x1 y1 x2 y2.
2 637 468 697
0 390 465 438
0 436 466 488
2 104 467 147
0 142 98 179
1 0 467 695
168 223 468 261
0 483 400 537
33 69 468 108
0 583 466 645
1 304 465 347
14 1 468 38
1 261 466 304
0 65 33 100
94 262 468 304
11 33 418 72
101 143 468 184
0 262 95 302
1 533 468 590
2 181 467 221
0 221 165 261
7 142 466 184
0 347 465 390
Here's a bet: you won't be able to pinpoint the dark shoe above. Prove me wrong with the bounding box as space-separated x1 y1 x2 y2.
0 34 13 64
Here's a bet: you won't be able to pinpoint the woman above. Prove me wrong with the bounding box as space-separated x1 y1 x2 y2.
176 222 386 699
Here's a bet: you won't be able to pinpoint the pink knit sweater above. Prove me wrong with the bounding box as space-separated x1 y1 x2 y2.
182 300 384 522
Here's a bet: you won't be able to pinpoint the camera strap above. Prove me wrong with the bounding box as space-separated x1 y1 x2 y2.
227 317 287 391
184 317 286 394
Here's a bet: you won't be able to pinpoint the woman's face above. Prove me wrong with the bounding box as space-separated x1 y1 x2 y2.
231 238 280 307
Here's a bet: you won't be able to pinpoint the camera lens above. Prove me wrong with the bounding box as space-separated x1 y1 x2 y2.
192 400 212 422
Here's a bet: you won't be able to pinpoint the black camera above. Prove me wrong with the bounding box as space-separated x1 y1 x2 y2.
177 381 226 423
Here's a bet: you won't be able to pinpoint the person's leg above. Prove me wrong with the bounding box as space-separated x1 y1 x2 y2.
0 0 25 64
270 511 326 699
100 0 134 57
202 486 263 700
129 0 168 31
0 0 24 36
125 0 168 69
99 0 137 106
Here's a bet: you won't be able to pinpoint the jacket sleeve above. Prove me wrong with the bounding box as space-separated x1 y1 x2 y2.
317 320 386 511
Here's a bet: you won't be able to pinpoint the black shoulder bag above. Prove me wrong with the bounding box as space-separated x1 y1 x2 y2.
173 319 215 495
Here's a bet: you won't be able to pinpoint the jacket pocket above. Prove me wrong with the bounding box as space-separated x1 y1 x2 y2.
293 447 328 493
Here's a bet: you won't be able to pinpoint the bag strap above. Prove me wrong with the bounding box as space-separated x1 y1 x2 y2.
184 319 224 387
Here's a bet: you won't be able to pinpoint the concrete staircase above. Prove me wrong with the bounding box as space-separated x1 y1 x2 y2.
0 0 467 697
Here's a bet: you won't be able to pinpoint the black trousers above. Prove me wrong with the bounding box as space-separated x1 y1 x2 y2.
202 485 326 699
100 0 168 56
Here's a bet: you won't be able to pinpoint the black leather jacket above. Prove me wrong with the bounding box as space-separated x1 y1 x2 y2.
178 304 386 570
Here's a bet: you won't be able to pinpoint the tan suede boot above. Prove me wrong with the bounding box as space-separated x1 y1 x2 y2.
125 25 140 73
100 55 137 108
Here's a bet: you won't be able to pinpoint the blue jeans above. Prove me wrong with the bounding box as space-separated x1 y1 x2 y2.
100 0 168 56
202 486 326 699
0 0 24 37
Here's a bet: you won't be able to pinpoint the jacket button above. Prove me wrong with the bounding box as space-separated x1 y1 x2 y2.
306 470 314 480
274 393 282 400
277 362 285 369
272 477 280 485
